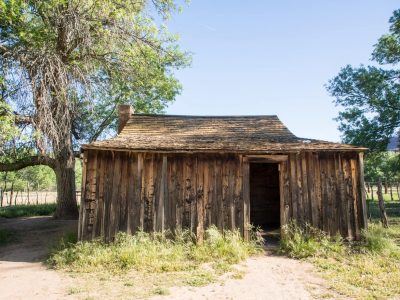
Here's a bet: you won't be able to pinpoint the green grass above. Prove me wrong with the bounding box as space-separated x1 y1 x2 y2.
0 228 15 246
280 198 400 299
366 198 400 222
0 203 56 218
48 226 263 296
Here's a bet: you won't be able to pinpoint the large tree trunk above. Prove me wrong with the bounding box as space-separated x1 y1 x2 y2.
53 153 79 219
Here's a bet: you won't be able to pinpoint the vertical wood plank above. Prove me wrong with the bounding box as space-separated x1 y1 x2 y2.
109 152 121 240
295 153 304 223
175 156 184 231
78 151 88 240
328 154 338 235
203 158 211 228
289 154 298 221
337 153 348 237
280 160 291 232
190 156 198 233
358 152 368 230
138 153 145 230
156 155 167 232
102 152 113 242
242 156 250 240
215 157 223 230
119 152 129 233
234 155 242 232
166 155 175 231
85 151 98 240
222 156 229 230
183 155 190 229
320 156 329 233
196 156 205 242
306 152 317 227
301 152 310 224
127 153 139 234
350 158 361 239
228 157 236 230
342 157 355 240
93 151 105 238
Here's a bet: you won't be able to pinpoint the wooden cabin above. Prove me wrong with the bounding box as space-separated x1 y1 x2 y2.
78 105 368 241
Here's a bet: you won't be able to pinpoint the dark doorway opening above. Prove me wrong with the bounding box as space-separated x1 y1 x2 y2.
249 163 280 236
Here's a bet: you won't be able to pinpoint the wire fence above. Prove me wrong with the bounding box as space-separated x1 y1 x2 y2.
365 182 400 201
0 191 81 207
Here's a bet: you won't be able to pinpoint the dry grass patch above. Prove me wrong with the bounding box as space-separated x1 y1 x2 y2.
48 226 263 298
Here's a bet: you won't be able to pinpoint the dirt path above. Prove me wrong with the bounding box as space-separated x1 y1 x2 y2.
152 255 333 300
0 217 338 300
0 216 76 300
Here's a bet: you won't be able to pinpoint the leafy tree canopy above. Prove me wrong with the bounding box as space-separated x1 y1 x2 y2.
327 9 400 151
0 0 190 217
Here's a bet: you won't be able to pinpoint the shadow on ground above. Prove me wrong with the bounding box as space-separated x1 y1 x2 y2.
0 216 77 263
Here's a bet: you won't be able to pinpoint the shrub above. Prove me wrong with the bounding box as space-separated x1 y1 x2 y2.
0 203 56 218
361 223 400 258
279 221 344 258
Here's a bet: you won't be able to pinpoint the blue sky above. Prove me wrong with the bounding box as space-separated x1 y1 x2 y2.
166 1 399 142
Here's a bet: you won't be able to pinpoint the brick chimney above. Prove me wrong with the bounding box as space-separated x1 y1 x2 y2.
118 105 133 134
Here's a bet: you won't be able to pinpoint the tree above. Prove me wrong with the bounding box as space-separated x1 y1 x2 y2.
327 9 400 151
364 152 400 183
0 0 190 218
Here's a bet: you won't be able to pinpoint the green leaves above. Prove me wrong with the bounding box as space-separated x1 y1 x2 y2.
373 9 400 64
0 0 190 151
0 102 19 148
327 9 400 152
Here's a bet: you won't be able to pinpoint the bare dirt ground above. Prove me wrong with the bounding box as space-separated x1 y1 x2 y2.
0 217 340 300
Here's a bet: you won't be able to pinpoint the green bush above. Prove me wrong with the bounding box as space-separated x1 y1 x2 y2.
279 221 344 259
0 203 56 218
361 223 400 258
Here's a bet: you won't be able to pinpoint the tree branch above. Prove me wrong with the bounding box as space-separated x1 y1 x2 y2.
0 109 33 125
89 106 116 142
73 151 81 158
0 155 55 172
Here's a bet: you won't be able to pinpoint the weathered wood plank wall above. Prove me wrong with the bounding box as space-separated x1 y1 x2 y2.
79 152 245 241
79 150 367 241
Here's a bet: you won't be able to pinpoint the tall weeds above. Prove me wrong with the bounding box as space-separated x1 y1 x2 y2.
48 226 263 274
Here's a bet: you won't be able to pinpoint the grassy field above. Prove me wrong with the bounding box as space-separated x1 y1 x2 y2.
280 197 400 299
0 203 56 218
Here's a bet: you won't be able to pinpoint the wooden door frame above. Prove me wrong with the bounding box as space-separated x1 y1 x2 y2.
243 155 288 239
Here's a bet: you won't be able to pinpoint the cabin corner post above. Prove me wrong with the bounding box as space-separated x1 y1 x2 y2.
358 152 368 229
156 154 167 233
242 156 250 241
78 151 88 241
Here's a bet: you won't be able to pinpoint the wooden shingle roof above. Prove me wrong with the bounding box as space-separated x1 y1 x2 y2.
83 114 366 153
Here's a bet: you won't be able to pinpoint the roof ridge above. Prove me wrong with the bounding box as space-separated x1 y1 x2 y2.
129 114 279 118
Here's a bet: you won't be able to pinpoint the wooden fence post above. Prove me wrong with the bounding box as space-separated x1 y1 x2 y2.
397 183 400 201
371 184 374 201
377 179 389 228
384 179 388 194
390 184 394 201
